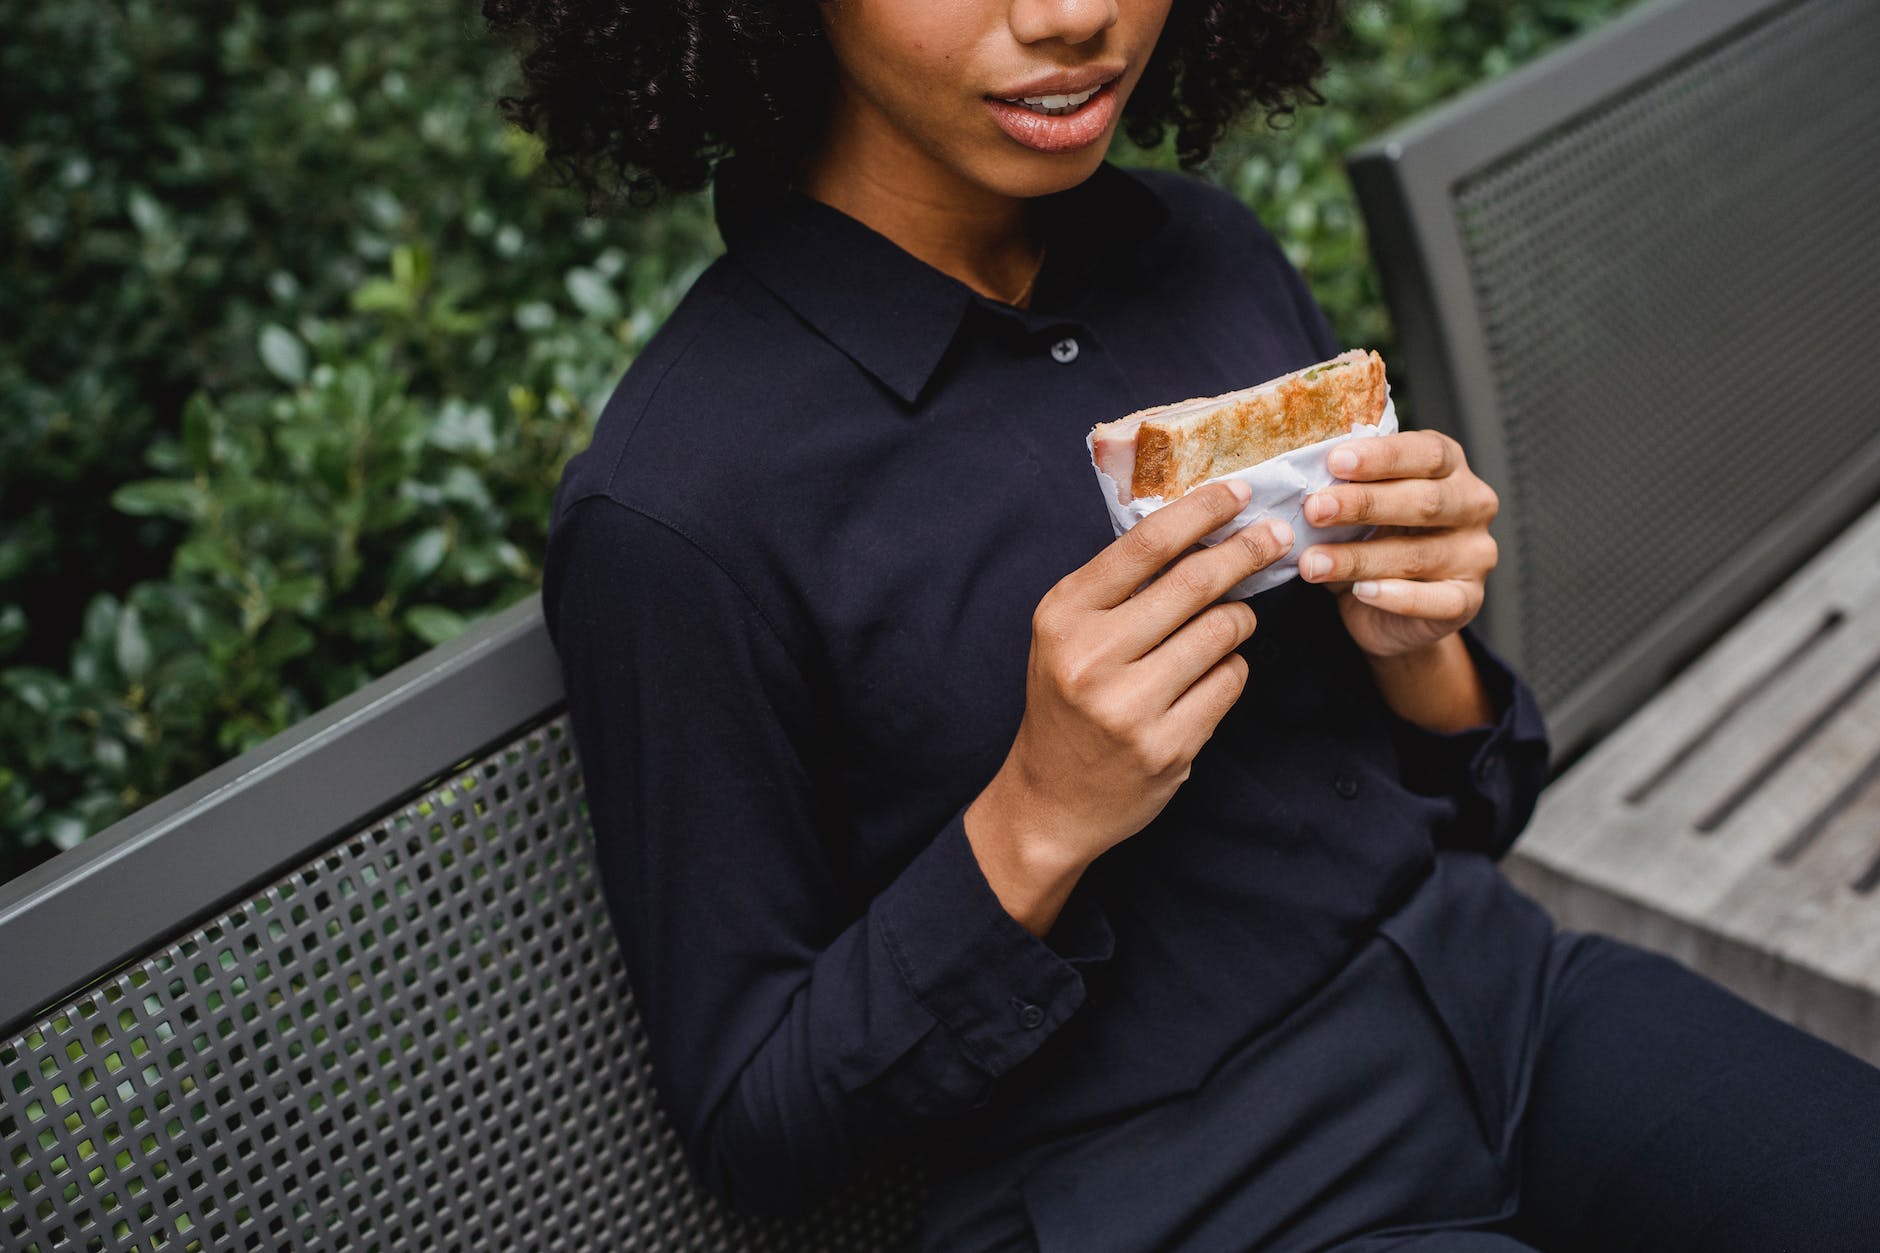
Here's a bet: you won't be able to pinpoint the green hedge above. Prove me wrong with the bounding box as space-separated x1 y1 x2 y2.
0 0 1636 879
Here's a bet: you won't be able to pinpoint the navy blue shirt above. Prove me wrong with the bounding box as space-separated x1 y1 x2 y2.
541 158 1550 1216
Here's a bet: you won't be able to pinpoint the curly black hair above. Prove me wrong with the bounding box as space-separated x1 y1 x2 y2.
483 1 1338 210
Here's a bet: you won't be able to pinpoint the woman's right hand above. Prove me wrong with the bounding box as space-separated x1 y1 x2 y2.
964 481 1293 935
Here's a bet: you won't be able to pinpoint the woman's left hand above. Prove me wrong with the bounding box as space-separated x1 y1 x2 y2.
1296 430 1500 660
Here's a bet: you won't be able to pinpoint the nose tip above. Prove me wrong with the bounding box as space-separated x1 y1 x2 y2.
1011 0 1120 45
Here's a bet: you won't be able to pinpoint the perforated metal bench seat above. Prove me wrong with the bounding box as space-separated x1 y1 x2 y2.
0 599 922 1252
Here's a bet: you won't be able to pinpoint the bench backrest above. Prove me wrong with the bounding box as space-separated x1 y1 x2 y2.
0 597 920 1251
1348 0 1880 763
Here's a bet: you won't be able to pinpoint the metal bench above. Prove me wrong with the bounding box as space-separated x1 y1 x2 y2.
0 602 921 1251
1348 0 1880 762
8 0 1878 1248
1348 0 1880 1054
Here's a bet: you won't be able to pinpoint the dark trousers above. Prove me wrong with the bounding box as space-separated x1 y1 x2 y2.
922 856 1880 1252
1501 932 1880 1252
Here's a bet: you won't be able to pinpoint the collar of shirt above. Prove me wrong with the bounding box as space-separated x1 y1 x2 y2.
712 157 1172 406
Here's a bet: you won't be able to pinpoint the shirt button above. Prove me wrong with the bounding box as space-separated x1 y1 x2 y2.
1015 1000 1046 1029
1333 774 1361 800
1049 337 1080 364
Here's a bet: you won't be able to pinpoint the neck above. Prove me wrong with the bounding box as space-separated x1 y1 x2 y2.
799 85 1044 305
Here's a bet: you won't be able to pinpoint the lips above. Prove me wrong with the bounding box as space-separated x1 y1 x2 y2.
984 69 1124 155
990 65 1124 102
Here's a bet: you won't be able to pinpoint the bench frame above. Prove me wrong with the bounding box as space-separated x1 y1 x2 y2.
0 596 561 1040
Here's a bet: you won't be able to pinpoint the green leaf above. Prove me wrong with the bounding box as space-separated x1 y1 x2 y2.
111 479 206 521
265 575 326 616
126 189 168 237
0 605 26 659
388 527 449 597
391 243 431 294
4 669 64 717
434 464 493 510
81 596 121 654
403 605 468 647
349 277 411 315
258 324 309 385
428 402 497 456
495 542 531 576
514 302 555 332
0 531 41 583
565 268 621 321
47 815 89 852
93 735 129 775
181 393 217 469
115 606 151 684
254 620 317 669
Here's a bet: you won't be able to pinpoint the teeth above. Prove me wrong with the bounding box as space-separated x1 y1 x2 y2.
1002 85 1100 115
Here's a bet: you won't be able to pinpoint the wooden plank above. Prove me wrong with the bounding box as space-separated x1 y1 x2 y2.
1509 497 1880 1062
1744 770 1880 991
1515 522 1878 870
1519 550 1880 913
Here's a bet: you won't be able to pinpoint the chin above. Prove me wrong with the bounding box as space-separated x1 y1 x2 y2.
972 143 1117 200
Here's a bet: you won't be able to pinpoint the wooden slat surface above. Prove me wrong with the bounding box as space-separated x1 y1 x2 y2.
1508 498 1880 1061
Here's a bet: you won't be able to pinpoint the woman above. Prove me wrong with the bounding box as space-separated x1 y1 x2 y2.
485 1 1880 1248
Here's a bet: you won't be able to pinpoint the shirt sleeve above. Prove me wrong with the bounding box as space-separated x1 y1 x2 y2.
543 494 1109 1216
1387 627 1551 860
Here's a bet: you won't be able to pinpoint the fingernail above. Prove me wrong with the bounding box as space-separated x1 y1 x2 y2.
1305 493 1336 524
1226 479 1253 505
1328 448 1358 476
1301 552 1331 580
1267 518 1295 550
1354 580 1380 599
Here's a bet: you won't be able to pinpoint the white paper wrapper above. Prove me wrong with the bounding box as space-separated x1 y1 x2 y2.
1086 393 1400 599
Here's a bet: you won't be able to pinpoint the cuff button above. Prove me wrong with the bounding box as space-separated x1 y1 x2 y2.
1333 774 1361 800
1014 1000 1046 1029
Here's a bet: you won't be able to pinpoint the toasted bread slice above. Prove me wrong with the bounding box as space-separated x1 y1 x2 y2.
1091 350 1388 503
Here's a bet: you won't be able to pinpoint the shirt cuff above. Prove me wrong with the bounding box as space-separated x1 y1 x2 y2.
1390 628 1551 858
873 810 1111 1079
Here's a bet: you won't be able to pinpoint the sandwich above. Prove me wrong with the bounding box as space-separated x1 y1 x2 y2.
1090 350 1389 504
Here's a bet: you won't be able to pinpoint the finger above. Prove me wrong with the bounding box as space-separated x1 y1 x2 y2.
1135 601 1258 702
1069 481 1254 608
1163 651 1251 753
1299 530 1496 585
1348 577 1482 623
1115 517 1292 655
1325 429 1461 483
1304 477 1497 530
